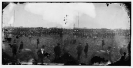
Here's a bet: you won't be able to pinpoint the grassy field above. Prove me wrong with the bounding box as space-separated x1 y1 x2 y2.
2 28 130 64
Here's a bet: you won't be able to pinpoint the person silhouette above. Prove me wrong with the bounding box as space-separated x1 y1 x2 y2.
54 43 61 60
36 38 39 49
12 40 18 57
19 41 23 53
37 45 45 64
76 43 83 60
84 43 89 58
101 39 105 50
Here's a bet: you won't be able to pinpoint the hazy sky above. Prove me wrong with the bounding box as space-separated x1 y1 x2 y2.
3 3 130 29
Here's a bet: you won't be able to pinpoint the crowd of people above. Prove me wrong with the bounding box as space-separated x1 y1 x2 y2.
2 33 131 65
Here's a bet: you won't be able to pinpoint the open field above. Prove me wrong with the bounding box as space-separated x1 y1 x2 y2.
2 27 131 65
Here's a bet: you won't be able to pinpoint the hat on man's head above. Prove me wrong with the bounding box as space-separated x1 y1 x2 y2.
41 45 45 48
57 43 60 45
86 43 88 45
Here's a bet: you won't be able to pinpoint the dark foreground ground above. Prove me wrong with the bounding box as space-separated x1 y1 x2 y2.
2 27 131 65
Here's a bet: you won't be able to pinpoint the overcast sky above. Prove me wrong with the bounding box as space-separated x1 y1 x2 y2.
3 3 130 29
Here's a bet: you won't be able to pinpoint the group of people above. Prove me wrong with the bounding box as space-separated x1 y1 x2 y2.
3 35 105 64
76 39 105 61
3 34 130 65
8 36 24 58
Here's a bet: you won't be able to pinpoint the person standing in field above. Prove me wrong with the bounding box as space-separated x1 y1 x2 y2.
84 43 89 58
76 43 83 60
18 41 23 53
37 45 45 64
10 40 18 57
101 39 105 50
54 43 61 59
37 38 39 49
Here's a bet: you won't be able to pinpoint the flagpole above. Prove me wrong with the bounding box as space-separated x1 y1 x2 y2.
14 9 15 27
78 12 79 28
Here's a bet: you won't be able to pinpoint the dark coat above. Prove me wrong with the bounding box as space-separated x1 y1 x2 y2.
76 45 83 54
37 49 46 59
84 45 88 53
19 42 23 50
54 45 61 56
